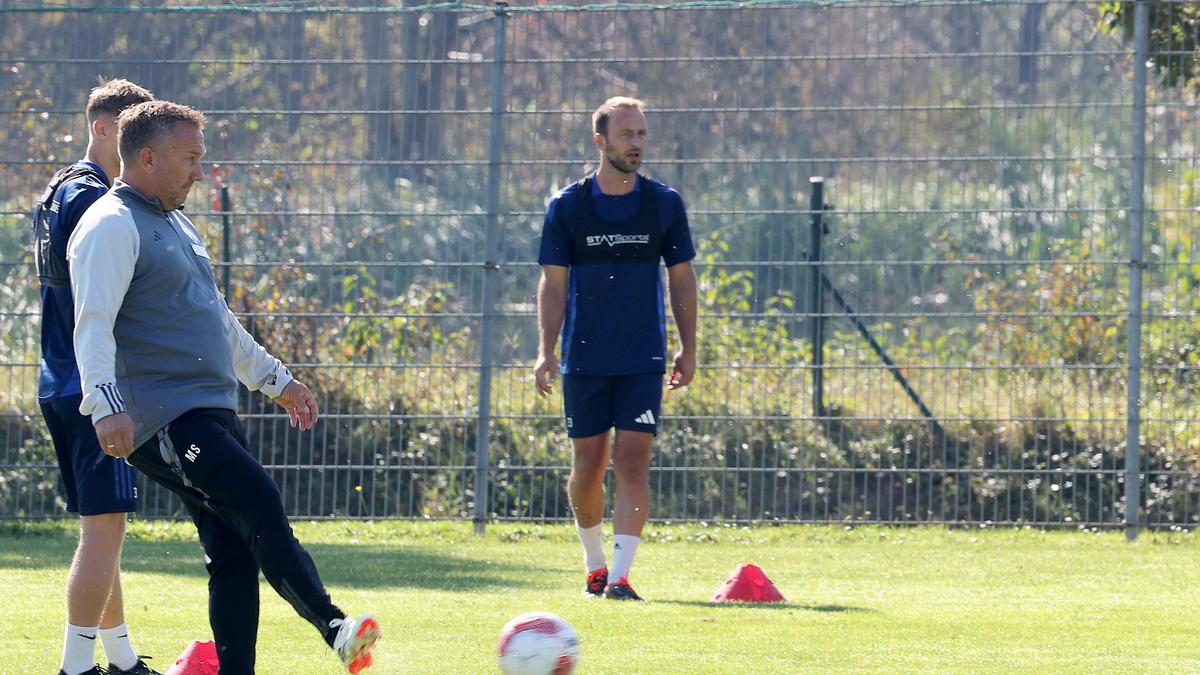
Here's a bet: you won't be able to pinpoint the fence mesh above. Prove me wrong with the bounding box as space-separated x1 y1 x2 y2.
0 0 1196 526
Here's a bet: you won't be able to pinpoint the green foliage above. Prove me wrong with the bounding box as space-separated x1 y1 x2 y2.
1101 1 1200 93
339 268 471 364
692 232 808 389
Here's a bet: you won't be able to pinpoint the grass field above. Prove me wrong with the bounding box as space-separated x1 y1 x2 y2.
2 520 1198 674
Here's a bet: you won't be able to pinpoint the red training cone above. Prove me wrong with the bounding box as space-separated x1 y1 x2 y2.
165 640 220 675
711 563 786 603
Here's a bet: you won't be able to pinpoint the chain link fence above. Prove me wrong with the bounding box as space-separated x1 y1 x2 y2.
0 0 1196 527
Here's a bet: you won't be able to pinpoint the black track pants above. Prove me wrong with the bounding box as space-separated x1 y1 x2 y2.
128 408 344 674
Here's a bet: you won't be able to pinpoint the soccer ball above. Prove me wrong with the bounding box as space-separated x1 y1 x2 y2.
496 611 580 675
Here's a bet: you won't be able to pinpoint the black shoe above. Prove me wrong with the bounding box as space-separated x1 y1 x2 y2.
584 567 608 597
59 667 107 675
108 658 160 675
603 577 644 601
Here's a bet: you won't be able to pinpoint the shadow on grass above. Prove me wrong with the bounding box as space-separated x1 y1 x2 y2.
653 599 876 613
0 530 547 591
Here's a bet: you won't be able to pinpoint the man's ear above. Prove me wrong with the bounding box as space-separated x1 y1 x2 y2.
138 145 155 171
90 117 109 140
593 131 606 151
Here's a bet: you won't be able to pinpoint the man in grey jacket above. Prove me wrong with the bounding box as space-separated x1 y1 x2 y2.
68 100 380 675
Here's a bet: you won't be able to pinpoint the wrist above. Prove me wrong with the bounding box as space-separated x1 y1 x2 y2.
263 368 294 399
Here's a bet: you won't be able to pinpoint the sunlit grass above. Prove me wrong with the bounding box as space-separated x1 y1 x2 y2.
2 520 1198 673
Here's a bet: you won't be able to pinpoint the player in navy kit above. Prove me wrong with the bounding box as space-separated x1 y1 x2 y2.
535 97 698 601
34 79 160 675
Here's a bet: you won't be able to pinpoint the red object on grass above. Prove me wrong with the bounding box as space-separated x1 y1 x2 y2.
164 640 220 675
711 563 786 603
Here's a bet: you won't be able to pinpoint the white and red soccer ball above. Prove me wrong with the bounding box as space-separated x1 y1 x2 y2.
496 611 580 675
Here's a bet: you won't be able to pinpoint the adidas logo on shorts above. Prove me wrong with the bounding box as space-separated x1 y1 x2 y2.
635 410 655 425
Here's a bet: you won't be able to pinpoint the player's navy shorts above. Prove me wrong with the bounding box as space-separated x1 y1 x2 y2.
40 394 137 515
562 372 663 438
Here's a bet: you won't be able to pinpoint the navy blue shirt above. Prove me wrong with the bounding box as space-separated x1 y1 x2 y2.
38 160 109 401
538 174 695 375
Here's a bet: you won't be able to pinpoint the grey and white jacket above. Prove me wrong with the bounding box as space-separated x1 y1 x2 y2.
68 179 291 449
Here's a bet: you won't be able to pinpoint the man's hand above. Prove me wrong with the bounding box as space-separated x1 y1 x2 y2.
534 353 560 398
275 379 320 431
668 349 696 390
96 412 135 458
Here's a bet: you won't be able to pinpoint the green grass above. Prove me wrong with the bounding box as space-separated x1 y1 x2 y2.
2 520 1198 673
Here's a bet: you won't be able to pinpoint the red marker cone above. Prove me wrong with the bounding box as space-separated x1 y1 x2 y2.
165 640 220 675
711 563 786 603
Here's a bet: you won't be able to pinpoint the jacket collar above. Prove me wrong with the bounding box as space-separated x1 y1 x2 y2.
113 178 179 214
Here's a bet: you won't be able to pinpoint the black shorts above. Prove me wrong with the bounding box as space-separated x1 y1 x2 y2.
562 372 663 438
41 394 138 515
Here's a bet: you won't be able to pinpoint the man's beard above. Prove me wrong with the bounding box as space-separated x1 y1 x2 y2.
168 183 193 211
605 149 639 174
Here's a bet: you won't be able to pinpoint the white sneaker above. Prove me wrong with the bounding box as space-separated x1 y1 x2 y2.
330 614 381 673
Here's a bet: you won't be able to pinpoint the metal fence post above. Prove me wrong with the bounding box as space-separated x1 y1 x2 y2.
220 183 232 296
808 176 825 418
474 1 508 536
1124 0 1149 542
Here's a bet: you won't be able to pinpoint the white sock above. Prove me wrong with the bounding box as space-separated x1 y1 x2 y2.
100 622 139 670
610 534 641 581
576 523 606 572
62 623 98 675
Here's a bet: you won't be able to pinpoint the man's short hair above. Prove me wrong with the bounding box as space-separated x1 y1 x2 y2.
592 96 645 138
117 100 207 165
85 79 154 122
